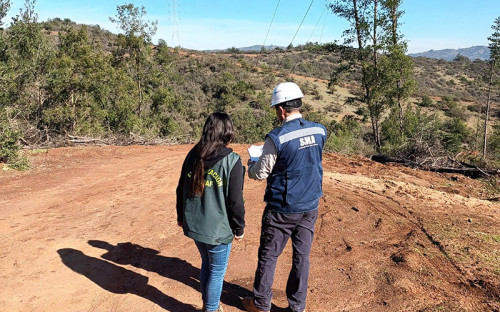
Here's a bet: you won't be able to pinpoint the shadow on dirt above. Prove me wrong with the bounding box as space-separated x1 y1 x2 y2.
57 248 198 311
59 240 290 311
95 240 284 311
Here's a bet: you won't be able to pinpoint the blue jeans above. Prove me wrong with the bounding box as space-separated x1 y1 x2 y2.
195 240 232 311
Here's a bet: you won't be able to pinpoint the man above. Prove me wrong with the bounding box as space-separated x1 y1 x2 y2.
243 82 326 312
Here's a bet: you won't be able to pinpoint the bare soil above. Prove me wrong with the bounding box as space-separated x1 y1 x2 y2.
0 145 499 312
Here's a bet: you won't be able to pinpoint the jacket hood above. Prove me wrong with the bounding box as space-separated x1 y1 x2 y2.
191 145 233 169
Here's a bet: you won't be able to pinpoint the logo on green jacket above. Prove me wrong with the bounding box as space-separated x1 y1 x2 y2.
187 169 223 188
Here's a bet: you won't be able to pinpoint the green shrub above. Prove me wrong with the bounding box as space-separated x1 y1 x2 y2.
438 96 458 110
226 47 240 54
324 103 342 113
324 115 371 155
354 106 369 122
447 105 470 121
418 95 434 107
459 76 471 85
440 118 471 153
0 121 29 170
467 104 482 113
489 124 500 165
231 93 275 143
303 111 328 125
380 106 442 158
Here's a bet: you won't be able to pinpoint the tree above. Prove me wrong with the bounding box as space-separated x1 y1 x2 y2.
0 0 11 67
0 0 12 146
109 3 158 42
7 0 53 133
453 54 469 63
483 17 500 159
0 0 34 168
226 47 240 54
0 0 10 29
442 117 471 154
329 0 386 148
489 124 500 163
379 0 415 138
110 3 158 115
43 26 115 135
365 0 385 148
329 0 414 151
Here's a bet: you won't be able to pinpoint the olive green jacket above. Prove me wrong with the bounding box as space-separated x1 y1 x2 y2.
178 151 242 245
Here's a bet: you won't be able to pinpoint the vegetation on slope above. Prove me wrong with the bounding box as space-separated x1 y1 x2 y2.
1 1 500 171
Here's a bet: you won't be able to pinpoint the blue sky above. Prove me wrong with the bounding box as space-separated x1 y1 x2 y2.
4 0 500 53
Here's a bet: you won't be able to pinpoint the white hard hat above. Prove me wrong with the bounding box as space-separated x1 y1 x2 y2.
271 82 304 107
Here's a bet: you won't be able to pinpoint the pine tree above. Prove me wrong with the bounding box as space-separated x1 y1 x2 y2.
483 17 500 159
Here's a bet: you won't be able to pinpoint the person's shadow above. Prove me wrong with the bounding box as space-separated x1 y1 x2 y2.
57 248 198 311
87 240 256 310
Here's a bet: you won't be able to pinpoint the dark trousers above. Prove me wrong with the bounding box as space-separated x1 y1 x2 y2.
253 207 318 312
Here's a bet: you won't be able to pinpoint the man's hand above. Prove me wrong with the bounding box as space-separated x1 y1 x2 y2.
247 159 256 167
234 234 244 241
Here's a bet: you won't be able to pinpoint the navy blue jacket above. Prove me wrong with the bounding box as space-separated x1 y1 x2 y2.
265 118 326 213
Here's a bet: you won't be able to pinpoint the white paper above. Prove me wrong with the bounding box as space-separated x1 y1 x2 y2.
247 144 263 162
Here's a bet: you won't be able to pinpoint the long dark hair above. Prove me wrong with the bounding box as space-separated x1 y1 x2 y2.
190 112 234 196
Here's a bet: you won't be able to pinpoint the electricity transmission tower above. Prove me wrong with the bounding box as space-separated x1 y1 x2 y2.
169 0 181 47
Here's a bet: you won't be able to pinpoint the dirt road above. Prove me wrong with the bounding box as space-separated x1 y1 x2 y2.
0 145 498 311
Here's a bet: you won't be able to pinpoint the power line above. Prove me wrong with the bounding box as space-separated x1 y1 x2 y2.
263 0 281 49
319 5 330 43
289 0 315 47
308 4 326 43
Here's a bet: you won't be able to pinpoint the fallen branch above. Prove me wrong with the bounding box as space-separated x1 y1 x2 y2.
67 135 109 145
459 161 491 178
371 155 500 179
370 155 418 167
425 166 498 178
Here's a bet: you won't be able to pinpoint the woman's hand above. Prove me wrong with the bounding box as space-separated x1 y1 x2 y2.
234 234 244 241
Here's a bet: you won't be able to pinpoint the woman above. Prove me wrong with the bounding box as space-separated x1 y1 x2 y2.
176 112 245 312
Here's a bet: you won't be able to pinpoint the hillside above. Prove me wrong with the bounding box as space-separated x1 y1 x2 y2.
36 20 499 107
0 145 499 311
2 19 500 171
204 45 284 53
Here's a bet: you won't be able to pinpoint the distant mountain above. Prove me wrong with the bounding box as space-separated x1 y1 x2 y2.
238 45 284 52
409 46 490 61
204 45 284 53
